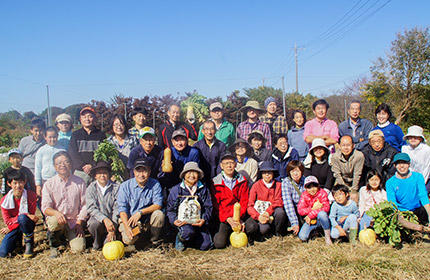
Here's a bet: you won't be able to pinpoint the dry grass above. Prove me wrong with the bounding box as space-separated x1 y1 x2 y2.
1 218 430 280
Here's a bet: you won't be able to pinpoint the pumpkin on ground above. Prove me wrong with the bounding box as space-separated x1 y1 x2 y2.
359 228 377 246
230 231 248 248
102 241 125 260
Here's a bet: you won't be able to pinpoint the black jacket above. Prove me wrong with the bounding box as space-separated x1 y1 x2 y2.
361 142 398 186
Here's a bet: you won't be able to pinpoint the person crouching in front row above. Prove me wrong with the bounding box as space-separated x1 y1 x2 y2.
246 161 287 240
86 161 120 251
167 162 213 251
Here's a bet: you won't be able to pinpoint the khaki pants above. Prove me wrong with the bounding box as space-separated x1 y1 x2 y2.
46 216 86 253
119 210 165 245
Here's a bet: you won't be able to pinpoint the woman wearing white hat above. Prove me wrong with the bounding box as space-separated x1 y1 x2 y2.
303 138 334 192
401 125 430 193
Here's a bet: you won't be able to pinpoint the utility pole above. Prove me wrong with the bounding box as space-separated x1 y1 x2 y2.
344 99 347 122
46 85 52 126
123 103 127 120
281 76 286 118
262 78 265 88
295 43 298 93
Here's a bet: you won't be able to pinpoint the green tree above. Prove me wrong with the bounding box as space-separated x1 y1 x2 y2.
362 27 430 124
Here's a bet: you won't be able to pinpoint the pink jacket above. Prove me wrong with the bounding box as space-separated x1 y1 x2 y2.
297 188 330 219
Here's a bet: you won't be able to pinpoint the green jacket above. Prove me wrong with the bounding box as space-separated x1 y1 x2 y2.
198 119 235 148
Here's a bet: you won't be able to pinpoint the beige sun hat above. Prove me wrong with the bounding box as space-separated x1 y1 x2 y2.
240 101 264 112
404 125 426 142
179 162 204 179
368 129 385 140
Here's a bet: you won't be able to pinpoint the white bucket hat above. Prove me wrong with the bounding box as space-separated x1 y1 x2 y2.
309 138 329 153
404 125 426 142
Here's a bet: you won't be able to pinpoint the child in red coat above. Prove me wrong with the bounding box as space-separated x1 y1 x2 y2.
297 176 332 244
246 161 287 239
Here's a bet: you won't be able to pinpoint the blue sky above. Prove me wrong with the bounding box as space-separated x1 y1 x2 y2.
0 1 428 113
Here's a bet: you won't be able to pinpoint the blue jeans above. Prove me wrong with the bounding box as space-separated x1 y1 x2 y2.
0 215 35 257
359 213 373 231
298 211 330 241
178 224 213 251
331 214 358 239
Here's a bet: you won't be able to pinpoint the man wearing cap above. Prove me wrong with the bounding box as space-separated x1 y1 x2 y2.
259 96 288 139
68 106 106 184
194 120 226 184
55 113 73 150
2 149 35 195
158 104 197 149
330 135 364 202
128 126 163 179
117 158 164 247
402 125 430 193
212 151 250 249
86 161 120 250
159 128 200 191
386 153 430 225
166 162 213 251
303 99 338 152
197 102 235 148
237 100 272 150
361 129 398 185
128 107 148 139
338 100 374 151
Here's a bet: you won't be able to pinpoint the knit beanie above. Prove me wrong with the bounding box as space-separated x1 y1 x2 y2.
264 97 277 108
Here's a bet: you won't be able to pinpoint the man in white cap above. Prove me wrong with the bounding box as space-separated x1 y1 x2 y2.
197 101 235 147
237 101 272 150
259 96 288 138
402 125 430 193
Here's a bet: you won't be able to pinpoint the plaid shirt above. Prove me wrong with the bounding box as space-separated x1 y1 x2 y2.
260 114 288 135
236 120 272 150
281 177 304 227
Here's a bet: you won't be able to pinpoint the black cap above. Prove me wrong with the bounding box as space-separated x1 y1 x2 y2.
220 151 236 161
134 158 153 169
90 161 111 177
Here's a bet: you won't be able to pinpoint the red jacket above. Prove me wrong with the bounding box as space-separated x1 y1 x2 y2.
247 179 283 220
297 188 330 220
1 190 37 231
212 172 249 223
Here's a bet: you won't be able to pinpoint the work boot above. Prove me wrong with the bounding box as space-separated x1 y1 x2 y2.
349 228 358 244
150 226 163 245
23 233 34 258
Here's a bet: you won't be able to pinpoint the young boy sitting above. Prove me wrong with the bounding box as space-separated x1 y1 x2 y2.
0 170 38 258
2 149 35 195
329 184 359 243
166 162 213 251
246 161 286 239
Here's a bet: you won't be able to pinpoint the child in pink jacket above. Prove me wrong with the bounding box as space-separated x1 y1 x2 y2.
297 176 332 244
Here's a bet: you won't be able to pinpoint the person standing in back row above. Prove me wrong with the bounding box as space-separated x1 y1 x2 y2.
18 118 46 174
158 104 197 149
68 106 106 184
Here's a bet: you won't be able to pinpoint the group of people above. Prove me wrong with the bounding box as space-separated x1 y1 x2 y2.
1 97 429 258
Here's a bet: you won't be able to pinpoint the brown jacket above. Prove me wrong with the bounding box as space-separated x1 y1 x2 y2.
330 149 364 191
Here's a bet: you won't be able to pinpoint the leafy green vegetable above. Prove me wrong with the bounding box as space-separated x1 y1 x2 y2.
367 201 419 247
93 140 125 183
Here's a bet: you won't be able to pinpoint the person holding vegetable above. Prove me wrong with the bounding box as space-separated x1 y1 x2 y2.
386 153 430 225
297 176 332 244
117 158 165 248
158 104 197 149
166 162 213 251
246 161 286 239
107 114 138 179
86 161 120 250
68 106 106 184
212 151 250 249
